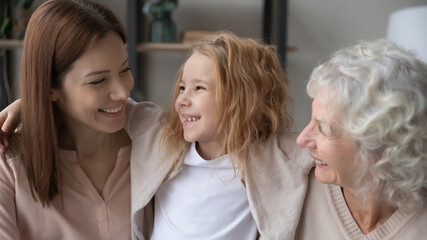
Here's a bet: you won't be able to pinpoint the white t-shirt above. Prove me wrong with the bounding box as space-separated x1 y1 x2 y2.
151 142 257 240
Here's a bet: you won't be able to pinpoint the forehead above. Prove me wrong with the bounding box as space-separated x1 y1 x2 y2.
70 32 127 72
313 88 330 114
182 51 216 82
312 88 342 123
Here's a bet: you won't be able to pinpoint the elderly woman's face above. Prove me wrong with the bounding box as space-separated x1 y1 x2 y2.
297 88 358 188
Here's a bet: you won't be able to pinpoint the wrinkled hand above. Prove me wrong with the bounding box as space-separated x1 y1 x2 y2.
0 99 21 152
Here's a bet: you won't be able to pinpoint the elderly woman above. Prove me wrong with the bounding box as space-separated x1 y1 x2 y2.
295 40 427 239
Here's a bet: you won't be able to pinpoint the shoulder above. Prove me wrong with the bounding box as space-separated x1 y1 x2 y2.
0 133 21 184
3 133 21 164
258 132 314 172
125 99 165 137
275 132 302 154
126 99 164 121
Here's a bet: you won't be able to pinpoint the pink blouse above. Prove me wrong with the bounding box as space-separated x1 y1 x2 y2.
0 145 131 240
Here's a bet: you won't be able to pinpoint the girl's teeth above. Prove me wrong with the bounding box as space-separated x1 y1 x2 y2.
184 117 199 122
315 159 327 166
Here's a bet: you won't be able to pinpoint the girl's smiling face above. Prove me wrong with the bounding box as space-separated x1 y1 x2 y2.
175 51 223 159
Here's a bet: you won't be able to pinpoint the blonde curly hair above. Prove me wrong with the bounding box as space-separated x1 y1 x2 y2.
161 31 292 178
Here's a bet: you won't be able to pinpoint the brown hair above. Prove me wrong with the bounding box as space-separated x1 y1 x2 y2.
20 0 126 206
162 31 292 178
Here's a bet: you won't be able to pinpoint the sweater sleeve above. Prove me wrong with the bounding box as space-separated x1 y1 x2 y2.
0 152 20 240
244 132 314 240
125 98 165 141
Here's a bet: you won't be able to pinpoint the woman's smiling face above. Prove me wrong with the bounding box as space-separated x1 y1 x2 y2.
51 31 134 134
297 87 358 188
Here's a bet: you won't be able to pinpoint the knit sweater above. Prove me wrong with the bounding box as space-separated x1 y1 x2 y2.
295 170 427 240
125 100 314 240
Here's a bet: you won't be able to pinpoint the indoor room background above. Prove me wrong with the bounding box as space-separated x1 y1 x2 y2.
2 0 425 131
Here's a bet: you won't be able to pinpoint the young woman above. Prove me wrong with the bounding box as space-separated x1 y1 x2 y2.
0 0 134 238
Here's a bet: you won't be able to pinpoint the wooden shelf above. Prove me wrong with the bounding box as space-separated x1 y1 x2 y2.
137 43 193 52
0 39 23 49
0 40 298 53
137 42 297 53
127 0 289 100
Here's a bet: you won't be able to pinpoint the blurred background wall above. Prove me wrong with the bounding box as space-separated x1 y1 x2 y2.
3 0 426 131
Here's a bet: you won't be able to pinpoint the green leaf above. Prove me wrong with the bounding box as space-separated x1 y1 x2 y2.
0 18 11 38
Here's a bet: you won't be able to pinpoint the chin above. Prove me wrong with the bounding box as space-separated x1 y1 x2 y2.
183 133 196 143
314 169 333 185
102 122 126 134
103 127 123 134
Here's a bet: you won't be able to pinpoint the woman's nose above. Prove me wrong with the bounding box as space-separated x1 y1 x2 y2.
296 122 316 149
111 77 132 100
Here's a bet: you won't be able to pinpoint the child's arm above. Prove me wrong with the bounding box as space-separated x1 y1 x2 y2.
0 99 21 152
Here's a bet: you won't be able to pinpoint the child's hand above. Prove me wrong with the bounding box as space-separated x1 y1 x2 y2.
0 99 21 152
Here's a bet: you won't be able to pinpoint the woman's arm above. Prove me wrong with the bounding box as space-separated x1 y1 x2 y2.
0 99 21 152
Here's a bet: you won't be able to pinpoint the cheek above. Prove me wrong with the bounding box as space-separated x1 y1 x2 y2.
208 111 221 130
316 141 341 163
174 99 180 113
206 105 218 123
126 76 135 90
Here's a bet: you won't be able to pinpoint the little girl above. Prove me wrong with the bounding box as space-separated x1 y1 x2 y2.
0 32 313 240
142 32 313 240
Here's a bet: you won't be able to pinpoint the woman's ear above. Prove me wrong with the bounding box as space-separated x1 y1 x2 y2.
50 90 58 101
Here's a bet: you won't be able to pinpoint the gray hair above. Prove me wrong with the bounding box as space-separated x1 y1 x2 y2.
307 39 427 209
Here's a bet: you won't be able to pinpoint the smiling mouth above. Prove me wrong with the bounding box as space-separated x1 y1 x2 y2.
314 159 327 166
183 117 201 122
99 105 123 113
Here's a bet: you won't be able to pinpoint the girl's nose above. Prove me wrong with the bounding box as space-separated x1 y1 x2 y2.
176 91 191 107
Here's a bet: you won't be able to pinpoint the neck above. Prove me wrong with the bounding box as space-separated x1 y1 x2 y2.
58 126 128 158
342 187 397 234
196 140 224 160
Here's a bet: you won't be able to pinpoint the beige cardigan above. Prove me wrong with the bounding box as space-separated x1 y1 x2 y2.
126 100 314 240
296 170 427 239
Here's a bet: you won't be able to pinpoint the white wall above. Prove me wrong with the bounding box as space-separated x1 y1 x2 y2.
11 0 427 131
114 0 425 131
286 0 426 130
